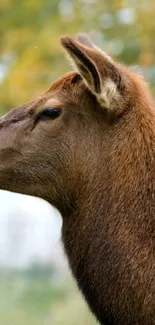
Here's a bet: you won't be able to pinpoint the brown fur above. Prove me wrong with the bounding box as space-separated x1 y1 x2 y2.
0 34 155 325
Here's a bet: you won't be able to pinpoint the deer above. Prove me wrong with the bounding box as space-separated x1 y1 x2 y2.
0 33 155 325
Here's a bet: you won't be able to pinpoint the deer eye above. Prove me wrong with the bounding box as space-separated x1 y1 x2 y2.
36 108 61 121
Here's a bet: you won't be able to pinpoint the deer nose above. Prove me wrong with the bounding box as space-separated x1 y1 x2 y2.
0 105 31 129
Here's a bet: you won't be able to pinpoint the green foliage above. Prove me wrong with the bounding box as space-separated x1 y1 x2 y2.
20 278 66 314
0 272 97 325
1 0 155 112
24 261 55 278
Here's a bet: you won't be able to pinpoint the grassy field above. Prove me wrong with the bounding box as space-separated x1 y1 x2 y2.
0 270 97 325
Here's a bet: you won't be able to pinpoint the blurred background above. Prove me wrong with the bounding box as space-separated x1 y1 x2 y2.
0 0 155 324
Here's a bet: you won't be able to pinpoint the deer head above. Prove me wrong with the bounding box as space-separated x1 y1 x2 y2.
0 34 155 325
0 34 151 209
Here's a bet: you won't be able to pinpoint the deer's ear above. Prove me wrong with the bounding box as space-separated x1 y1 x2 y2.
76 33 94 48
61 35 126 111
61 36 102 95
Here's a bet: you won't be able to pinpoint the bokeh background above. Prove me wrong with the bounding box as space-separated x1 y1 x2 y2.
1 1 155 324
